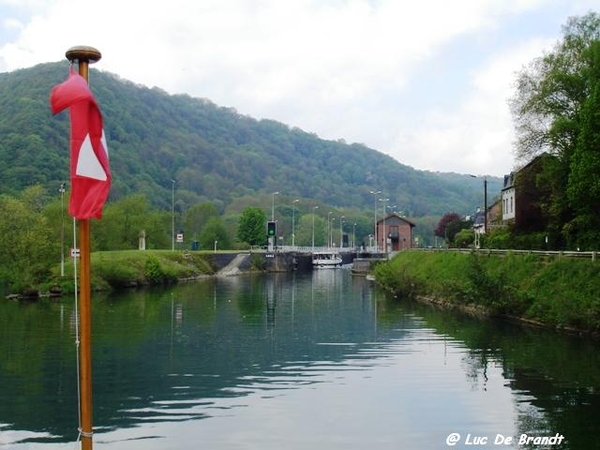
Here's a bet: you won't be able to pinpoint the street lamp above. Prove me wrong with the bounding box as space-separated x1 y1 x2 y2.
59 182 66 277
380 198 389 252
470 175 488 234
339 216 345 248
171 180 176 251
370 190 381 252
353 222 357 249
330 217 336 247
328 211 332 247
312 205 319 250
292 199 299 247
483 178 488 234
271 191 279 221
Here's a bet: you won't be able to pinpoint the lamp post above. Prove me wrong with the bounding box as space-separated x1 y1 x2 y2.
171 180 176 251
483 178 488 234
292 199 299 247
470 175 488 234
271 191 279 221
330 217 336 247
312 205 319 250
380 198 389 252
339 216 345 248
370 190 381 252
59 182 66 277
327 211 332 247
353 222 357 249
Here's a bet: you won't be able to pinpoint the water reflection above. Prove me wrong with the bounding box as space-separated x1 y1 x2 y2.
0 270 598 448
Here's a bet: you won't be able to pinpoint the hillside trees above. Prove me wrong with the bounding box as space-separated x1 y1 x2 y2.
0 62 491 218
511 12 600 249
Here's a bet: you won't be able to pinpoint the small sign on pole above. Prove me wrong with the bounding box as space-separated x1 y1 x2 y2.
71 248 81 258
176 233 184 243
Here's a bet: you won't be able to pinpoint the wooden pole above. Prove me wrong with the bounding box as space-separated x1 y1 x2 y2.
65 45 101 450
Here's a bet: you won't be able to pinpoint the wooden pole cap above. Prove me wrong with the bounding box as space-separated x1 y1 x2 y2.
65 46 102 64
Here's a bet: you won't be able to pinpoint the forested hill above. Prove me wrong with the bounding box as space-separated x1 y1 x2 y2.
0 62 495 216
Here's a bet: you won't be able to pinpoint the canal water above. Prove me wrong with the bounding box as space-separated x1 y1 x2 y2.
1 270 599 449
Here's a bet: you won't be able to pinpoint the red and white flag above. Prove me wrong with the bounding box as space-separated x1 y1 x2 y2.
50 68 111 219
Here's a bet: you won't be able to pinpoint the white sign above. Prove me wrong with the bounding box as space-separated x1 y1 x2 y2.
70 248 80 258
176 233 184 243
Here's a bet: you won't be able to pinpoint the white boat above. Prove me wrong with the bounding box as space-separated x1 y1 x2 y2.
312 251 343 268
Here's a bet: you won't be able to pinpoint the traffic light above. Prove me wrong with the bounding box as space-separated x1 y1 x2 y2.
267 221 276 237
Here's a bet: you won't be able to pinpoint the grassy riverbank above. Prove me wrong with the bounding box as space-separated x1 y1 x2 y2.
45 250 216 294
373 251 600 333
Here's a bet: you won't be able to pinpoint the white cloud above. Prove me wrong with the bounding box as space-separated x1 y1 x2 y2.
395 37 556 176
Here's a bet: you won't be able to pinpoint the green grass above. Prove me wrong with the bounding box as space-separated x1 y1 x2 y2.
374 251 600 333
45 250 215 293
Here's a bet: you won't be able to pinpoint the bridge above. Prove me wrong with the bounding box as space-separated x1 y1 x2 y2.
258 245 380 254
243 245 387 273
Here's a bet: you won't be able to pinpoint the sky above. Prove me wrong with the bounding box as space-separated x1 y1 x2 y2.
0 0 597 177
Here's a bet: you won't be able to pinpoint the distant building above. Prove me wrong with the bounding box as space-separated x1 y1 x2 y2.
502 173 516 222
501 154 553 233
487 199 502 229
376 213 416 251
472 199 501 247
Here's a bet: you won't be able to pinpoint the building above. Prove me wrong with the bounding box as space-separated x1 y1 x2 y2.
376 213 416 251
502 172 516 222
501 153 553 233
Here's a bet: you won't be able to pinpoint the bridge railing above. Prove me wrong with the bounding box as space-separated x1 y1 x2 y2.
251 245 361 254
251 245 384 255
278 246 359 253
413 247 600 261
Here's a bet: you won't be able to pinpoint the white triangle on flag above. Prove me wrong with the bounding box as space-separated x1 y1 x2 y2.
76 133 107 181
101 129 109 159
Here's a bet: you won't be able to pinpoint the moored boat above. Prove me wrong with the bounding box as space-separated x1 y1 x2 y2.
312 251 343 268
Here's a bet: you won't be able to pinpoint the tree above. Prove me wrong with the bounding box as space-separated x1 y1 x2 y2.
237 207 267 246
564 40 600 249
435 212 461 240
92 194 169 250
453 228 474 248
0 192 55 291
295 214 327 247
446 219 473 246
200 216 231 250
184 201 219 242
510 12 600 248
511 13 600 162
